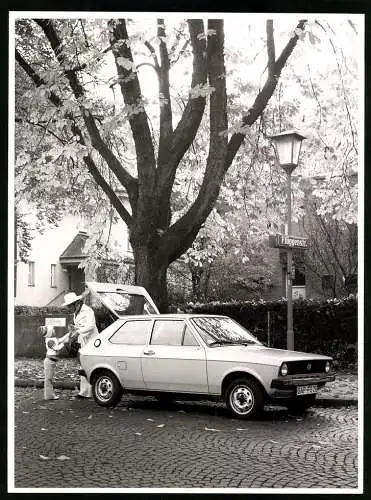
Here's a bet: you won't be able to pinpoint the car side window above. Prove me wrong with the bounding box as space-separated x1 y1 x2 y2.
150 320 185 346
182 326 199 346
109 320 151 345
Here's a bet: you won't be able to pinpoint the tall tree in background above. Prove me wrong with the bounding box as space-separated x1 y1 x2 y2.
15 17 306 310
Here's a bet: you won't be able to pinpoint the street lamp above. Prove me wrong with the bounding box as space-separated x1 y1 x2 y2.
270 130 306 351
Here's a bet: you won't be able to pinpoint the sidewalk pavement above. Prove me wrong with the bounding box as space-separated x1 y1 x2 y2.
14 375 358 408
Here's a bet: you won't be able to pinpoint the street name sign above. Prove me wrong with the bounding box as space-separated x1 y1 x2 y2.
278 234 308 249
268 234 308 249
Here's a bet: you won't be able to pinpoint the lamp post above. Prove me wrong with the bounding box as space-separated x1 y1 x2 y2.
270 130 306 351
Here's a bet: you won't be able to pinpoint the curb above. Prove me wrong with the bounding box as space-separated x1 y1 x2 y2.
15 379 358 407
315 397 357 407
15 378 78 390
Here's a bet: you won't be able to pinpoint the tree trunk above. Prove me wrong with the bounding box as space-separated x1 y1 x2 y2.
133 244 169 312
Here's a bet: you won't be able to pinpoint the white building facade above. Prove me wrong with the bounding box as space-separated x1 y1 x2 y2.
14 211 132 307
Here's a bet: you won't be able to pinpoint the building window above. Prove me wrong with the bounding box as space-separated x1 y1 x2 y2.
51 264 57 287
28 261 35 286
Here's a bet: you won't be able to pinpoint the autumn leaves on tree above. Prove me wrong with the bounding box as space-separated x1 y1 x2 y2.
16 18 309 310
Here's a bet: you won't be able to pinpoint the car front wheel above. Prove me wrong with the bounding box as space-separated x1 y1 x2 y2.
225 378 265 419
92 370 123 407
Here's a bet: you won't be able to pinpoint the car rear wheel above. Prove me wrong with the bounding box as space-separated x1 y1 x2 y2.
92 370 123 407
225 378 265 419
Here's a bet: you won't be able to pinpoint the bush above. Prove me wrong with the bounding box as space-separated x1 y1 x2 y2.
182 295 357 364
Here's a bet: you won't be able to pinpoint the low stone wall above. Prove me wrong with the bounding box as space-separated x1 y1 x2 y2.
14 313 72 358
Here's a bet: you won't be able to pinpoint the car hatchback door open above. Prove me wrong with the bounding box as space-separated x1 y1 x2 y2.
84 281 160 332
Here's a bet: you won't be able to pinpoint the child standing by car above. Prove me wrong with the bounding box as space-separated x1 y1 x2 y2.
40 325 71 400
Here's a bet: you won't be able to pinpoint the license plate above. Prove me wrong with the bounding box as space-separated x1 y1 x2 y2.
297 384 318 396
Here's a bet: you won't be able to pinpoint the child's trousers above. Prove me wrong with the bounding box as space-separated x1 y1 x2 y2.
44 357 58 399
79 374 92 397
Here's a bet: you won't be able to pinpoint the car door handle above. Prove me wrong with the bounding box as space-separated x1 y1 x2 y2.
143 349 155 355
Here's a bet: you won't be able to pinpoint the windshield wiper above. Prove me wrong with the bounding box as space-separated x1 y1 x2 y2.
209 340 257 347
233 340 257 345
208 340 236 346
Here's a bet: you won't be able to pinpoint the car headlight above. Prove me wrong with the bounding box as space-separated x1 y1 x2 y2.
325 361 331 373
280 362 288 376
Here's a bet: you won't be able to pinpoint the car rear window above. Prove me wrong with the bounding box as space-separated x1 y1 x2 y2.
99 291 157 315
109 320 152 345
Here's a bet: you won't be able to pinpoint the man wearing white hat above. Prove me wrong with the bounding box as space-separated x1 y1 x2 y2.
62 291 98 398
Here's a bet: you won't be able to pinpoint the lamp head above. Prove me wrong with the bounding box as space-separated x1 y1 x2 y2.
270 130 306 173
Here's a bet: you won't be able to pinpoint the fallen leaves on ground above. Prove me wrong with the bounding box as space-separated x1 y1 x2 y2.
15 358 80 383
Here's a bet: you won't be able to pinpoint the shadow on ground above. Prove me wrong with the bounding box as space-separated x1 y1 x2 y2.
118 395 311 422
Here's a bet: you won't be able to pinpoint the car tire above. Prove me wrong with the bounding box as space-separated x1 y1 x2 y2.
92 370 123 407
225 377 265 419
286 394 316 413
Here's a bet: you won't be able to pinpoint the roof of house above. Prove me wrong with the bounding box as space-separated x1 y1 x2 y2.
59 231 89 265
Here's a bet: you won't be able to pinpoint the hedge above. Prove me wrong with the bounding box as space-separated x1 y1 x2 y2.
15 297 358 365
15 306 69 315
14 306 71 358
182 295 358 365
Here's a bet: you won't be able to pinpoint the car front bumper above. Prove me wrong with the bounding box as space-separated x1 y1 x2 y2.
269 373 336 399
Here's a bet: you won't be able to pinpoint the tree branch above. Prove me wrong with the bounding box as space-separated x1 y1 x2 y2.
266 20 275 77
157 18 173 165
155 19 207 230
20 118 67 144
316 212 347 278
170 20 207 164
108 18 157 219
15 44 133 227
34 19 138 206
160 19 228 263
136 62 158 73
144 40 160 70
225 19 307 170
160 19 306 264
170 39 190 67
82 155 133 227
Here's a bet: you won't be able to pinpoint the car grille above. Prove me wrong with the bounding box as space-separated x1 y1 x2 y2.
287 360 327 375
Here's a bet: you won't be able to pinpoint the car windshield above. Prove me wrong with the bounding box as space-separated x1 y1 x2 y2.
99 291 158 316
191 317 261 347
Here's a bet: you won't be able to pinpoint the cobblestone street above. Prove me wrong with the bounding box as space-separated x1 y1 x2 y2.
12 387 359 490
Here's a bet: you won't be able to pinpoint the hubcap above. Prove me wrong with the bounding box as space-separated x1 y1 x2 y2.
230 385 254 415
96 376 113 401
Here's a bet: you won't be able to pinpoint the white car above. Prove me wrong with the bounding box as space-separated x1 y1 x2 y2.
80 313 335 419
